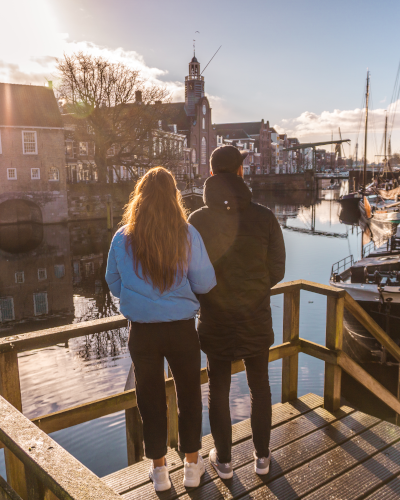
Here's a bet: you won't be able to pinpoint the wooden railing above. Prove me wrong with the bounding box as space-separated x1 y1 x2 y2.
1 279 400 499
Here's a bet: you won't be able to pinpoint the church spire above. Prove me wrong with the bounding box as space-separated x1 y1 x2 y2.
185 51 204 116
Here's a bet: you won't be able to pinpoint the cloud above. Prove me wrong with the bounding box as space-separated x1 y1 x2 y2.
0 0 182 98
273 103 400 139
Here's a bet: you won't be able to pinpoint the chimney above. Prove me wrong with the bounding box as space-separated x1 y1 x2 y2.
48 81 53 89
155 100 162 105
135 91 142 103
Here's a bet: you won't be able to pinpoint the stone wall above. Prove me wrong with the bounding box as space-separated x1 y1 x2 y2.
67 182 135 221
247 172 315 191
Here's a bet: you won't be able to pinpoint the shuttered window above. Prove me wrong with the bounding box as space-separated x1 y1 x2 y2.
0 297 15 322
33 293 48 316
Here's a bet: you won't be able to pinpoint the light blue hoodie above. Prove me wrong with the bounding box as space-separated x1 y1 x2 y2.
105 224 216 323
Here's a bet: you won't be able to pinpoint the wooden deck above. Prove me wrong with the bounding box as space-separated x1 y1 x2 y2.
101 393 400 499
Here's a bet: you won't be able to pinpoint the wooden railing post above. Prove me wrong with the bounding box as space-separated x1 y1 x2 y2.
124 364 144 465
0 352 27 499
166 366 179 450
324 295 344 411
282 289 300 403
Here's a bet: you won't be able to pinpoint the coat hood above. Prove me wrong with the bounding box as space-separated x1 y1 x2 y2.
203 173 252 213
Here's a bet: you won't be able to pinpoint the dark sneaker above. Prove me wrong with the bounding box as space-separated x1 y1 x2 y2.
254 450 271 475
209 448 233 479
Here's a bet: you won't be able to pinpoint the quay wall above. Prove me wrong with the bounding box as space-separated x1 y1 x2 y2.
246 172 315 191
67 182 134 222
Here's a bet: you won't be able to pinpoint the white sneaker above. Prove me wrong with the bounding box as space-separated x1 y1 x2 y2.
149 460 171 491
183 455 205 488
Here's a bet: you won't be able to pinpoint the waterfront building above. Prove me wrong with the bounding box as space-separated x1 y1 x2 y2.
214 120 270 173
63 109 187 183
0 83 68 224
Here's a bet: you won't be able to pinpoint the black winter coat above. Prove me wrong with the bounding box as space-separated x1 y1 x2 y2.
188 173 286 360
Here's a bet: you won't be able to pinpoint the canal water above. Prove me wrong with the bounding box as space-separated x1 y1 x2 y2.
0 184 369 478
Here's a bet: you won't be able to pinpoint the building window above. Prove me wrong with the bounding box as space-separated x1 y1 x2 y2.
38 268 47 281
48 167 59 181
54 264 65 278
201 137 206 164
31 168 40 180
22 131 37 154
15 272 24 284
192 148 197 163
33 293 48 316
202 117 205 130
0 297 15 322
73 261 80 276
65 141 73 156
79 142 88 155
7 168 17 180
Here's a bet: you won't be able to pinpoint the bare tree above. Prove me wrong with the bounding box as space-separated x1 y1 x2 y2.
57 52 171 182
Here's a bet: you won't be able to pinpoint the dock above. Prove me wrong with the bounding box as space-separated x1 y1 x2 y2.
1 279 400 499
103 393 400 500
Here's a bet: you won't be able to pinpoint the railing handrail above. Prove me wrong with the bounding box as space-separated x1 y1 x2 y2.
0 280 342 354
2 279 400 496
0 396 121 499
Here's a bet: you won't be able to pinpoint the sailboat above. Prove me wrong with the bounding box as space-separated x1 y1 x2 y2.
358 73 400 223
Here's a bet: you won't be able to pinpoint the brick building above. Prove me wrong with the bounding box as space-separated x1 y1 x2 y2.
160 54 217 178
0 83 68 224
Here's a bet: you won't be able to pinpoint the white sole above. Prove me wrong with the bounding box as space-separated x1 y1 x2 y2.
153 480 172 491
183 464 205 487
255 464 270 475
210 461 233 480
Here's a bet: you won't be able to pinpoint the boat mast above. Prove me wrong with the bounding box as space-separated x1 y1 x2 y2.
363 71 370 188
384 111 388 173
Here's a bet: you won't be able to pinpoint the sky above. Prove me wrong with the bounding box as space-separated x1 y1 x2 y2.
1 0 400 160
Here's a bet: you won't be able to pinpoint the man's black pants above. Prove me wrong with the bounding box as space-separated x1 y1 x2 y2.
129 319 202 460
207 350 271 463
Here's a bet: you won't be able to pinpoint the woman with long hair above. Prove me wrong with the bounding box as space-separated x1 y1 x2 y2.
106 167 216 491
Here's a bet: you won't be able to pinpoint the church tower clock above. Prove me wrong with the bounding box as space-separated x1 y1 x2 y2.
185 54 205 117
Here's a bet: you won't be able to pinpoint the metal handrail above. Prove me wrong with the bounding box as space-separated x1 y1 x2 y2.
331 255 354 277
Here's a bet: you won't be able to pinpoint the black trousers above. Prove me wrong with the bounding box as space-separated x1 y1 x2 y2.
207 350 271 463
129 319 202 459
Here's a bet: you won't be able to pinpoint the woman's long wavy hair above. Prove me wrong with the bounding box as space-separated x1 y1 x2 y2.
121 167 189 294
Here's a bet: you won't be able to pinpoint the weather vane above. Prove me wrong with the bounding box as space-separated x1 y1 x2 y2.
193 31 200 56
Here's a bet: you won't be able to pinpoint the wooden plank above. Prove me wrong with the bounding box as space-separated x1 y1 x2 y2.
282 290 300 402
0 315 128 354
0 396 121 500
33 387 138 434
103 394 324 495
0 475 23 500
166 366 179 450
270 280 301 296
0 352 27 500
121 405 355 500
338 351 400 414
246 419 400 500
141 410 380 500
300 279 346 297
124 363 144 466
364 475 400 499
299 338 339 364
302 438 400 499
344 292 400 363
324 295 344 411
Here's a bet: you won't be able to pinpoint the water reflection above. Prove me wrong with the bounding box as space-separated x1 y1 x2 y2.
0 184 397 479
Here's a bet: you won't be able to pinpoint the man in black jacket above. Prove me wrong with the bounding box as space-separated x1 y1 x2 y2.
188 145 285 478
